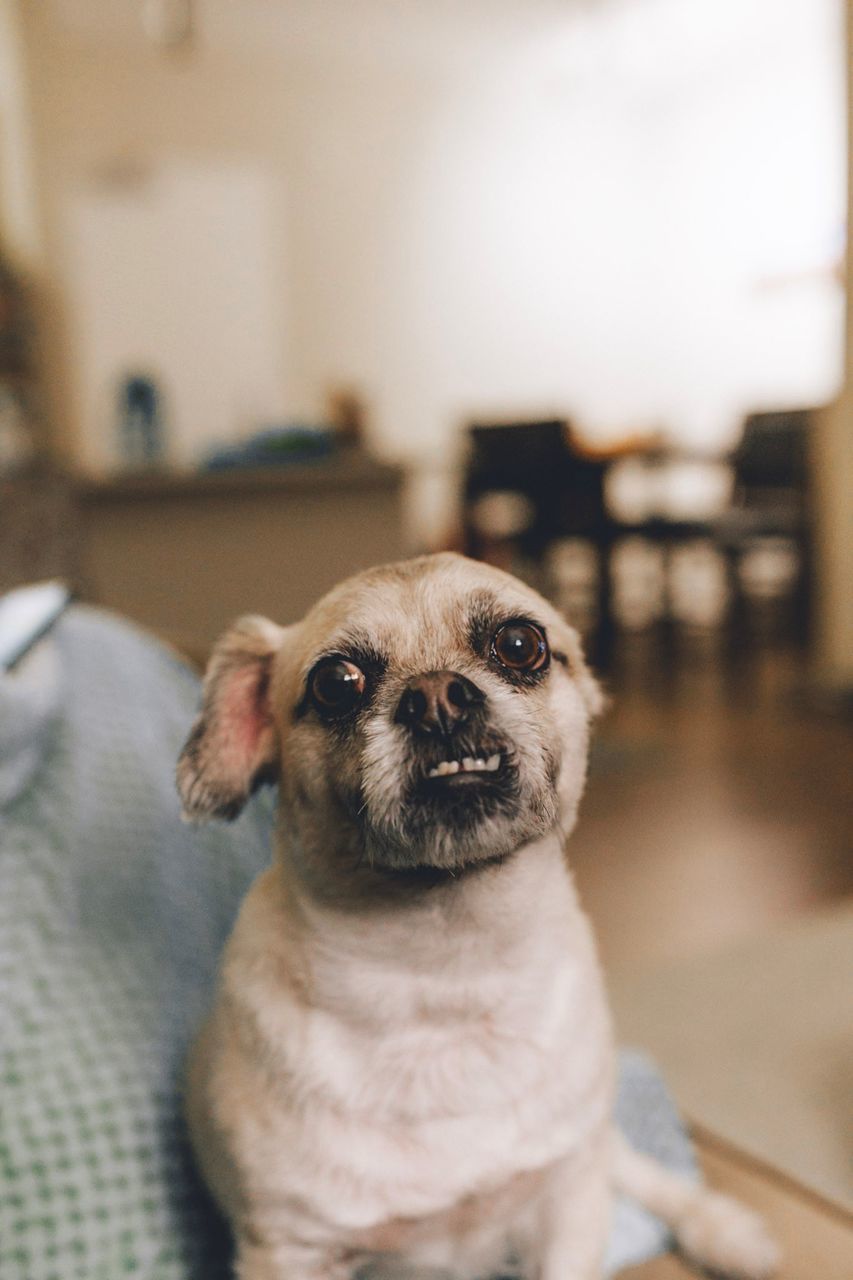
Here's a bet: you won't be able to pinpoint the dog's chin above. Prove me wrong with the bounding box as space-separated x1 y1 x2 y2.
361 766 557 876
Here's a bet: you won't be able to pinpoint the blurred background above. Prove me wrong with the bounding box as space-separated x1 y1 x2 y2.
0 0 851 1228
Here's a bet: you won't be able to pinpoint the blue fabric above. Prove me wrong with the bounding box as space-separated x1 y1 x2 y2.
0 606 692 1278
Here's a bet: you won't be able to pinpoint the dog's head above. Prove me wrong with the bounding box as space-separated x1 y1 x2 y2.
177 554 602 878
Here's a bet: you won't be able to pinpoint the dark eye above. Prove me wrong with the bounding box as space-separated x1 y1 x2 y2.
309 658 366 716
491 622 549 672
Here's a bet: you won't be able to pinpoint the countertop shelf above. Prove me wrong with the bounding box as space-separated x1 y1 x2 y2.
74 450 404 504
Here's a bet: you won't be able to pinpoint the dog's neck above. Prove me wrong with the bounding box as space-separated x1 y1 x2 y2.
271 828 586 982
275 798 573 910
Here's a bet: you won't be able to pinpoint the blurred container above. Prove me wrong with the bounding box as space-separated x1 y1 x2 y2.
118 374 166 469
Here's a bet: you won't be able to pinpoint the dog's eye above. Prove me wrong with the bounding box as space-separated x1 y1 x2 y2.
491 622 549 672
309 658 366 715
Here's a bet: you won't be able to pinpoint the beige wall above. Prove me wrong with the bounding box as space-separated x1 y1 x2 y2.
15 11 295 464
0 0 40 270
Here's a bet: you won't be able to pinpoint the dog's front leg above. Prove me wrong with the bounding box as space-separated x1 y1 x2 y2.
533 1135 612 1280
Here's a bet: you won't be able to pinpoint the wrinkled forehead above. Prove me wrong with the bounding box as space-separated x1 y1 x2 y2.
300 555 552 672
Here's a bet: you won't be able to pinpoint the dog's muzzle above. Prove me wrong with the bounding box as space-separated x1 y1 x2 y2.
391 670 517 799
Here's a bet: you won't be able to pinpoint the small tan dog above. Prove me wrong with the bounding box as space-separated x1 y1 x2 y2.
178 553 780 1280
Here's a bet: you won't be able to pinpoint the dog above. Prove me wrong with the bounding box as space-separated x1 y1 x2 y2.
177 552 780 1280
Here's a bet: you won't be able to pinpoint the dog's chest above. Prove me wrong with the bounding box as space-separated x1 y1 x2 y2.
259 944 613 1225
218 864 613 1230
310 953 598 1118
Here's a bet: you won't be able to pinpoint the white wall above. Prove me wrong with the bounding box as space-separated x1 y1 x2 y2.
62 161 289 469
24 0 847 499
286 0 845 465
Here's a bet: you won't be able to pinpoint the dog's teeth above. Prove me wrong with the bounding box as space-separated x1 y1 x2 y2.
429 755 500 778
428 760 456 777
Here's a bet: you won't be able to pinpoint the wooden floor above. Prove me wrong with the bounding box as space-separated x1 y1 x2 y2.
570 633 853 979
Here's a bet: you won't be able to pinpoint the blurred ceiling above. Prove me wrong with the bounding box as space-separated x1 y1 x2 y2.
45 0 593 66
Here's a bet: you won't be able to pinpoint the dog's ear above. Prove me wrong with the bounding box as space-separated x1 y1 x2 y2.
177 615 287 822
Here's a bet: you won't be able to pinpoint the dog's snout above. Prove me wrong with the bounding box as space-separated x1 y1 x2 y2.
395 671 484 738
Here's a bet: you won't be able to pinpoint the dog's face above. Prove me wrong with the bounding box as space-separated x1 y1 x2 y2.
178 554 602 878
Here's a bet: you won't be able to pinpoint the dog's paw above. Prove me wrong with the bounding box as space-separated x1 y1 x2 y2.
674 1189 781 1279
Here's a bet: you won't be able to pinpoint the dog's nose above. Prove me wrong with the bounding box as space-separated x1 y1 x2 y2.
395 671 484 738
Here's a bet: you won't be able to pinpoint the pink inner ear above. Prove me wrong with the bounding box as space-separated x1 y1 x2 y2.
216 660 272 783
